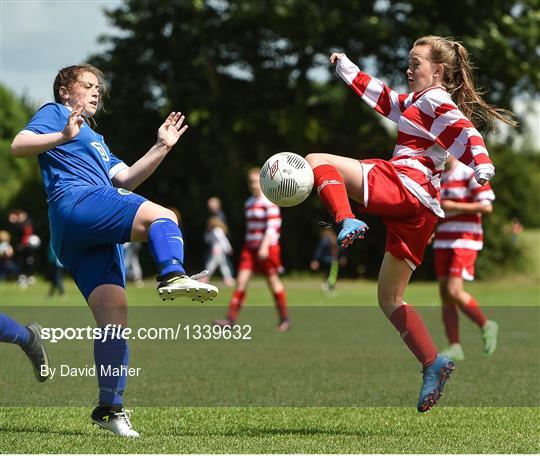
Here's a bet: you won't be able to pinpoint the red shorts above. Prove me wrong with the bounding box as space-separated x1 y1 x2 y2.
434 248 478 280
354 159 438 269
238 244 283 275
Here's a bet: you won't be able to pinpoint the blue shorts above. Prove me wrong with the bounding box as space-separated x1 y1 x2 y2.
50 186 146 300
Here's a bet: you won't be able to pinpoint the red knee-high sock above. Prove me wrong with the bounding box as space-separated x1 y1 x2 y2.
458 297 487 328
389 305 438 368
273 289 288 322
227 290 246 321
313 164 355 223
442 303 460 344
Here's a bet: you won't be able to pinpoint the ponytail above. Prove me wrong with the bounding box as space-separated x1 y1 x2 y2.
414 36 517 132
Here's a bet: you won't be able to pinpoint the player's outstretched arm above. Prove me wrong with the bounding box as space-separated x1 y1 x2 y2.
330 52 406 123
10 104 85 157
112 112 188 191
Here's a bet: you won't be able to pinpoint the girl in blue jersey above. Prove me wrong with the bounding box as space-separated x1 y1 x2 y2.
10 64 218 437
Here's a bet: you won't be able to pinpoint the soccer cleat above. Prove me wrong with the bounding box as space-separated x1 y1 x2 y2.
417 354 455 413
91 407 139 437
276 319 291 332
336 218 368 248
481 320 499 356
157 271 218 303
21 323 51 382
213 318 235 328
440 343 465 362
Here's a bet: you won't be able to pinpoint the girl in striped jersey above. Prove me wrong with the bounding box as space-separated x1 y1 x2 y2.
434 155 498 361
214 168 290 332
306 36 516 412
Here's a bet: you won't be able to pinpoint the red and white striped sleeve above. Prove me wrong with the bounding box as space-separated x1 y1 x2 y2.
469 176 495 204
335 55 412 123
264 202 282 237
406 93 495 183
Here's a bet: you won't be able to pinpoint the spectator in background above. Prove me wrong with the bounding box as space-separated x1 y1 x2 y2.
0 230 19 281
124 242 144 288
47 240 65 297
510 218 524 245
202 216 235 286
8 209 39 287
310 227 346 293
207 196 227 223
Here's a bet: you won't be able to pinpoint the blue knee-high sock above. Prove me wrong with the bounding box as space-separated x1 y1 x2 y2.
0 313 31 347
94 327 129 408
148 218 185 276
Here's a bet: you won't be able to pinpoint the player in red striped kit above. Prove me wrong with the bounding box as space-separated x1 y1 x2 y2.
434 154 498 361
306 36 516 412
214 167 290 332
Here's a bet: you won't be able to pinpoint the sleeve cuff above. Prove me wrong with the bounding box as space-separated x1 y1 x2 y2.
336 55 360 85
109 162 129 179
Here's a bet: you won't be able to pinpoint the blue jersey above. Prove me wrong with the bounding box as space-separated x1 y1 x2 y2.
22 103 127 204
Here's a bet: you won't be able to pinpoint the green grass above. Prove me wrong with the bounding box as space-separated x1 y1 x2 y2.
1 407 538 453
1 245 539 452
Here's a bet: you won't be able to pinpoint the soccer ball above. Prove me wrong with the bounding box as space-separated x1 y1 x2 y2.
260 152 314 207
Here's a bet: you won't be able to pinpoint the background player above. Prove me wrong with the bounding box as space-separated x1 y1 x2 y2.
214 168 290 332
433 154 498 361
10 64 218 437
305 36 516 412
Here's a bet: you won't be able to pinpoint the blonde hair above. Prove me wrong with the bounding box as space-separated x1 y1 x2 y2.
413 36 517 131
207 216 228 235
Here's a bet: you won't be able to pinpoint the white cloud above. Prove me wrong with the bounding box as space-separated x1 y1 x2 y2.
1 0 122 104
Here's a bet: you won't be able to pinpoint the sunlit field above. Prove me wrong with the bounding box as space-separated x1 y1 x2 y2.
0 230 538 453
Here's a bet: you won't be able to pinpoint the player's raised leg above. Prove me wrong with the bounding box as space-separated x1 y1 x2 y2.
131 201 218 302
377 253 454 412
305 153 368 247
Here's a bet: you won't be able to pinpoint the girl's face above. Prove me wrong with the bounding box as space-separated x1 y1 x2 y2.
407 45 441 92
60 71 100 117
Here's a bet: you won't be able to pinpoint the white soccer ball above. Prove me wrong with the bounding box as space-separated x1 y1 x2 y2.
260 152 314 207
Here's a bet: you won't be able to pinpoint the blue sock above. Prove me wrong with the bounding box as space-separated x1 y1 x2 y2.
148 218 185 276
94 327 129 408
0 313 31 347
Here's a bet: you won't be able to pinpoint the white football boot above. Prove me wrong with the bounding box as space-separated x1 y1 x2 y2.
91 408 139 437
157 270 218 302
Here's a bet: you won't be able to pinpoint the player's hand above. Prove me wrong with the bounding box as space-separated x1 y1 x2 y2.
329 53 346 65
258 247 269 260
477 178 487 186
157 112 188 149
62 103 85 140
310 260 319 271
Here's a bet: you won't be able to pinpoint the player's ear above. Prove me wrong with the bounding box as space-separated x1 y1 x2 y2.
58 85 70 101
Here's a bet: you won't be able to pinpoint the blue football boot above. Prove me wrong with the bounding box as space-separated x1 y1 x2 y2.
337 218 368 248
417 354 455 412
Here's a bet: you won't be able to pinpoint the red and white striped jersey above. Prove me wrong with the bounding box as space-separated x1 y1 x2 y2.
433 160 495 250
244 195 281 249
336 56 495 217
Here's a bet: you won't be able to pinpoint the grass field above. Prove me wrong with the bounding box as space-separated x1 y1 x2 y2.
1 231 539 453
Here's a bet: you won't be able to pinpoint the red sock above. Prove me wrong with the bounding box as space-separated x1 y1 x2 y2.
273 289 288 322
389 305 438 368
313 164 355 223
227 290 246 321
442 303 460 344
458 297 487 328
